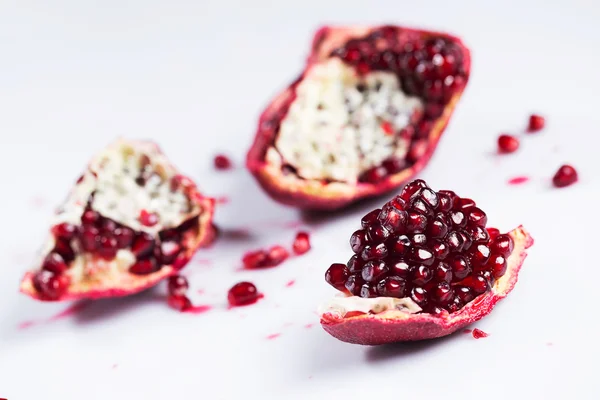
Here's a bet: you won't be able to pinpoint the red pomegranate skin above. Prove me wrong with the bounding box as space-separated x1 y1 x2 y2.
320 226 533 344
247 25 471 210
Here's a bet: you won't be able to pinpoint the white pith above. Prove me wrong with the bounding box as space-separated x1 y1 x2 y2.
274 58 423 184
318 294 422 317
35 139 202 284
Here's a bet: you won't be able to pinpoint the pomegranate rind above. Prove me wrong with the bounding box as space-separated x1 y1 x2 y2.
247 25 472 210
320 226 533 344
20 140 216 302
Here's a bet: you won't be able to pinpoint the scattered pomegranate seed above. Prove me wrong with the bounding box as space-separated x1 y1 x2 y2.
552 165 578 188
168 294 192 311
51 223 78 240
292 231 311 255
266 245 289 266
527 114 545 132
242 245 290 268
497 134 519 154
167 275 189 296
214 154 233 170
139 209 159 226
228 281 262 306
472 328 489 339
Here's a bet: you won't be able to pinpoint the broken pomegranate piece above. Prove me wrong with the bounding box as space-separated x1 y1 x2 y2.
319 179 533 344
247 25 471 209
20 139 215 301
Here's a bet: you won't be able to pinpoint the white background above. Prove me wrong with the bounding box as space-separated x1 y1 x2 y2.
1 0 599 398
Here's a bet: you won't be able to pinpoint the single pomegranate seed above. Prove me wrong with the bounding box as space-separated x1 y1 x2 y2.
131 233 155 258
114 226 134 248
491 234 514 258
527 114 545 132
242 250 268 269
552 165 578 188
139 209 159 227
160 241 182 265
486 227 500 240
497 134 519 154
81 210 99 226
361 243 388 261
472 328 489 339
361 209 381 228
266 245 289 266
361 260 388 282
168 294 192 311
79 226 100 252
380 121 394 135
53 239 75 263
350 229 368 253
41 253 68 274
292 231 311 255
129 258 158 275
376 276 407 297
214 154 233 170
168 275 189 296
51 223 78 241
228 281 262 306
325 263 350 291
100 218 118 234
345 274 366 296
98 236 118 259
32 270 70 300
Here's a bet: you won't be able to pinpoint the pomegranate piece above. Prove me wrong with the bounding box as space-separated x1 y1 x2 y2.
20 139 215 302
242 245 290 269
292 231 311 255
214 154 233 170
319 179 533 344
247 25 471 210
552 165 578 188
527 114 545 132
228 281 263 306
497 134 519 154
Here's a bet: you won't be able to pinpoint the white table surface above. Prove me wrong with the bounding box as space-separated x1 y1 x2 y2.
1 0 599 398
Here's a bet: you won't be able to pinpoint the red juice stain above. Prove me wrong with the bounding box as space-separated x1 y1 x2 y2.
546 342 554 347
266 333 281 340
507 176 530 185
196 289 205 295
185 305 212 314
49 301 91 321
285 280 296 287
283 322 294 328
30 195 47 209
112 364 118 369
18 320 37 330
462 329 473 334
472 328 489 339
194 258 212 266
304 323 314 329
215 196 230 205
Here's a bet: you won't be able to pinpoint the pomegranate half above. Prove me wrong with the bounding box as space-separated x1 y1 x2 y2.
319 179 533 344
247 25 471 210
20 139 215 301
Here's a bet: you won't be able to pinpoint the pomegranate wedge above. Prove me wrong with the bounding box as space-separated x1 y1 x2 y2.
21 139 215 301
319 180 533 344
247 25 471 210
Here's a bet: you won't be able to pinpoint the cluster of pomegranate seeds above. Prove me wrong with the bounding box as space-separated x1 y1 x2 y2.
527 114 545 132
325 27 467 183
497 134 519 154
167 275 192 311
552 165 578 188
242 245 290 269
228 281 263 307
214 154 233 170
292 231 311 255
325 179 515 314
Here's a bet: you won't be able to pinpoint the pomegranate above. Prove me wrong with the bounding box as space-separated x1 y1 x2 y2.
319 179 533 344
247 25 471 210
552 165 578 188
497 134 519 154
20 139 215 301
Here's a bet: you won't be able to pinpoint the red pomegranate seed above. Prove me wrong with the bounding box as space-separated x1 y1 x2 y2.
168 294 192 311
242 250 268 269
325 263 350 291
472 328 489 339
81 210 99 226
266 245 289 266
41 253 68 274
32 270 70 300
129 259 158 275
51 223 78 241
114 226 134 248
527 114 545 132
486 227 500 240
98 236 118 259
552 165 578 188
214 154 233 170
380 121 394 135
160 241 182 265
228 281 262 306
167 275 189 296
497 134 519 154
139 210 159 227
292 231 311 255
131 233 155 258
